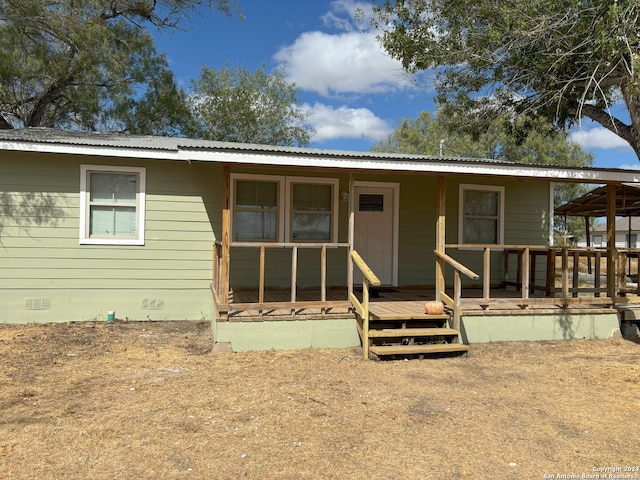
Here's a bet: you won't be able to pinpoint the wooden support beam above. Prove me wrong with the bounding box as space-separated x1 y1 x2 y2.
348 173 354 297
483 247 491 300
522 247 530 300
436 176 446 301
259 245 265 304
221 165 231 305
291 245 298 303
321 245 327 302
607 184 617 299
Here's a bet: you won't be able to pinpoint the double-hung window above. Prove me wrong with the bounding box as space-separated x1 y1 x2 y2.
231 174 338 243
233 177 280 241
289 179 336 242
459 184 504 245
80 165 146 245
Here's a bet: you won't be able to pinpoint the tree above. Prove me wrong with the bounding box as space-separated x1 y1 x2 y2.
185 64 313 146
372 109 594 243
0 0 237 134
373 0 640 161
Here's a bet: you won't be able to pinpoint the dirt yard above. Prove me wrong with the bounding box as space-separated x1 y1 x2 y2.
1 321 639 479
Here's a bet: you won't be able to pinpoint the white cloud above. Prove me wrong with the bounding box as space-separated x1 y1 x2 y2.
321 0 375 32
616 163 640 171
306 103 391 142
273 0 412 97
569 127 632 150
274 31 412 96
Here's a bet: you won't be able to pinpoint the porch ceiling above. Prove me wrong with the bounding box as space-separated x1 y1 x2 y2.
555 183 640 217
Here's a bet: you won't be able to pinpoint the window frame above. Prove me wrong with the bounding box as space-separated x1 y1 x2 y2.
79 164 146 245
458 184 505 245
230 173 284 242
286 176 339 243
230 173 339 243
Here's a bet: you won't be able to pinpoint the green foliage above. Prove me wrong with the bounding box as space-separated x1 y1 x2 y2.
0 0 237 134
372 108 594 243
374 0 640 160
185 64 313 146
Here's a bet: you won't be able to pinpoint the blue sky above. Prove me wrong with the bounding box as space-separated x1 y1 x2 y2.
153 0 638 170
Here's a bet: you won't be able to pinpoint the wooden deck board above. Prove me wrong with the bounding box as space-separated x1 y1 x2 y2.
368 327 458 338
220 287 625 321
369 343 469 356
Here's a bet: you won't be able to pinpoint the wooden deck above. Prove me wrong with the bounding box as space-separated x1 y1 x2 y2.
219 286 619 321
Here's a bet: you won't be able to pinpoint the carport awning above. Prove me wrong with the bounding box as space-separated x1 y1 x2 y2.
555 183 640 217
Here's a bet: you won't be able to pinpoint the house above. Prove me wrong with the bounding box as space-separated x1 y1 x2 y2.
579 218 640 248
2 128 638 357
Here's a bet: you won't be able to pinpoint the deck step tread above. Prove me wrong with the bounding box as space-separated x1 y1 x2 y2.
368 312 449 321
367 327 459 338
369 343 470 356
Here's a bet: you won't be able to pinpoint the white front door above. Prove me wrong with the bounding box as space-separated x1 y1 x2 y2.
354 183 397 286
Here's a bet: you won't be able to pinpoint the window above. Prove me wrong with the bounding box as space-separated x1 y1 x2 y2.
231 174 338 243
290 181 334 241
234 178 280 241
458 184 504 244
80 165 146 245
592 234 603 247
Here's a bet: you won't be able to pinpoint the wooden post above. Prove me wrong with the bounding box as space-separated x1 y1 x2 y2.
618 251 627 296
259 245 265 304
595 250 601 297
453 270 461 340
522 247 530 300
572 250 579 298
362 277 370 359
348 173 354 298
546 249 555 297
321 245 327 302
585 216 592 274
436 176 446 301
291 245 298 303
221 165 231 305
607 184 617 299
562 247 569 305
483 247 490 300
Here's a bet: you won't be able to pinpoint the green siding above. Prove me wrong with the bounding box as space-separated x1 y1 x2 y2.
2 150 553 324
1 151 220 323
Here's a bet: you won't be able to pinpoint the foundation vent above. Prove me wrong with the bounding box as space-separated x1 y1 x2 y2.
142 298 165 310
24 297 51 310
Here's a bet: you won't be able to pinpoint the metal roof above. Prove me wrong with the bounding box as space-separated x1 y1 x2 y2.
2 127 640 184
0 127 508 163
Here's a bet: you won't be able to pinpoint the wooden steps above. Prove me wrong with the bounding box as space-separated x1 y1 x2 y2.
367 327 459 338
356 302 469 360
370 343 470 356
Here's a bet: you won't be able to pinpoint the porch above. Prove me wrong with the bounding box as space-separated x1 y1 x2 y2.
211 169 638 356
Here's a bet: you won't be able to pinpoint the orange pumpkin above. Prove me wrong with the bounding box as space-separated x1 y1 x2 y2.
424 301 444 315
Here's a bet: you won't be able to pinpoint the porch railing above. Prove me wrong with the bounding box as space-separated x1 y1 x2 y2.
434 250 479 333
212 241 351 314
349 250 381 359
442 244 638 309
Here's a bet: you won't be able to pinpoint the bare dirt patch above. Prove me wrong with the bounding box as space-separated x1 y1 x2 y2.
1 320 639 479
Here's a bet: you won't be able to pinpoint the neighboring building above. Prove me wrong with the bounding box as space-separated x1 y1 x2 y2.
578 217 640 248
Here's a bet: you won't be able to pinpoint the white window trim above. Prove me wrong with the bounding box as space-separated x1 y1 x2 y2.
286 176 339 243
230 173 339 243
80 164 146 245
458 183 505 245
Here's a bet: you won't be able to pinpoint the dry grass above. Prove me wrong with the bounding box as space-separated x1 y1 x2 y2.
1 320 639 479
